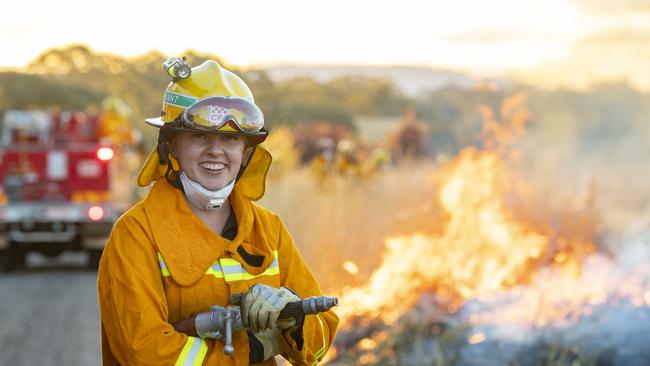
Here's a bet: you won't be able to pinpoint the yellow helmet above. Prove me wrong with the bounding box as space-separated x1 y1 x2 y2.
101 96 132 118
145 59 266 141
137 59 272 199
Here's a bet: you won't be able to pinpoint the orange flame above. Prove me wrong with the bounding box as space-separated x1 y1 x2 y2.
335 93 598 327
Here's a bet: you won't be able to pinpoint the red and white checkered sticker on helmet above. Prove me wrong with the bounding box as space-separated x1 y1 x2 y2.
207 105 231 124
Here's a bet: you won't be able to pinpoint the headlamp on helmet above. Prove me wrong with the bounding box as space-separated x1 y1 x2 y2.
163 57 192 81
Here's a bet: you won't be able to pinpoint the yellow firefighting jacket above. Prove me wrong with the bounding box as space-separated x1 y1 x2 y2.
98 147 338 365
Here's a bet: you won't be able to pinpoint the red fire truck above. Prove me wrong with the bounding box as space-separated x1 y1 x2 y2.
0 108 141 270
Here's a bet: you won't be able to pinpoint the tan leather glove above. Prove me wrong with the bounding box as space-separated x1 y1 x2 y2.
241 283 301 333
249 328 282 362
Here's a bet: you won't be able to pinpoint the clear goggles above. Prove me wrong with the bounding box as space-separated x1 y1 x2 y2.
176 96 265 133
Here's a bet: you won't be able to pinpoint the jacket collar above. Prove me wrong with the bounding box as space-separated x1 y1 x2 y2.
143 179 274 286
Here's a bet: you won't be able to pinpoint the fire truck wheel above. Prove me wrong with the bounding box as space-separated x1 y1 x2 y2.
88 249 103 269
1 246 26 272
0 250 9 272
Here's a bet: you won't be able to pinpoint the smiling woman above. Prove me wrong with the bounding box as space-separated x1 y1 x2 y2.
172 132 247 192
96 58 339 365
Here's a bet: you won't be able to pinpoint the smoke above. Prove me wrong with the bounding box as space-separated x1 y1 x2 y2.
455 229 650 365
514 87 650 239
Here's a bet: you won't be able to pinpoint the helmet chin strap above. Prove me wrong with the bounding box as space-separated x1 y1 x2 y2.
179 171 235 211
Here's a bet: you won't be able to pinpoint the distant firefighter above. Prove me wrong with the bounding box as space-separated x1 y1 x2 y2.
310 136 337 179
98 96 139 145
387 109 428 161
334 138 360 177
361 146 391 177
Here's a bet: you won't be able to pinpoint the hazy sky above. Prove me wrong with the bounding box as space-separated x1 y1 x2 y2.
3 0 650 88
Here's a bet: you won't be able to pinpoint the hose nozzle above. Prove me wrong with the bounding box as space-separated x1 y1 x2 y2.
302 296 338 314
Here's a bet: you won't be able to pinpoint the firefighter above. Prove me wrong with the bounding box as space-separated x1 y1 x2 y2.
98 95 137 145
360 146 391 177
334 138 359 177
309 136 336 179
97 59 338 365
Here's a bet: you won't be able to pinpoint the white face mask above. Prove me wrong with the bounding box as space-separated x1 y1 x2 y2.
179 171 235 211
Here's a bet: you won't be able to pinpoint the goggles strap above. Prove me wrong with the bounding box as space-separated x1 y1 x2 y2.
158 126 183 190
236 145 256 182
164 162 183 191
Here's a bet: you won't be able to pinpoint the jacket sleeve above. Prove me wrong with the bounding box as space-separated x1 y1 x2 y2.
97 216 210 366
276 218 339 366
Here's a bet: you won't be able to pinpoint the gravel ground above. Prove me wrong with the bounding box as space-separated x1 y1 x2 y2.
0 252 101 366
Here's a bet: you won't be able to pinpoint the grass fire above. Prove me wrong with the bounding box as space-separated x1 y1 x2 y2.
262 94 650 366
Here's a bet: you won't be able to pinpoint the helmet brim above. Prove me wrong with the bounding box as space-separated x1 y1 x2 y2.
145 117 165 127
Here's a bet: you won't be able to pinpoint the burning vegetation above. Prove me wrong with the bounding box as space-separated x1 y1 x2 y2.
263 93 650 365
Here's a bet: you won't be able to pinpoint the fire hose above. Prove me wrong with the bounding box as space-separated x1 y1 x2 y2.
200 294 338 355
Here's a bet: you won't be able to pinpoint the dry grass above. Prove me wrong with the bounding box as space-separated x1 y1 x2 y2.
260 160 442 293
